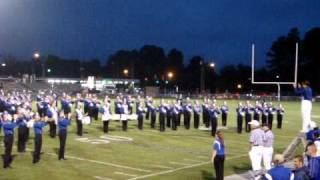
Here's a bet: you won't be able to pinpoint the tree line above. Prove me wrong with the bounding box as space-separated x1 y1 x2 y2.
1 27 319 94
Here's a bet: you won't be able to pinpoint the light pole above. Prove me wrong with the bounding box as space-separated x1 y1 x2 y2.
0 63 6 76
165 72 174 95
32 52 40 78
200 61 215 93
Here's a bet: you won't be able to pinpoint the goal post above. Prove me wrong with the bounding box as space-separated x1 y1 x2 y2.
251 43 299 101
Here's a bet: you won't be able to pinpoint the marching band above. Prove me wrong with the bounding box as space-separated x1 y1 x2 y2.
0 89 286 168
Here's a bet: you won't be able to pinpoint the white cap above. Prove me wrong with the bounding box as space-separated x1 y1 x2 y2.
248 120 260 127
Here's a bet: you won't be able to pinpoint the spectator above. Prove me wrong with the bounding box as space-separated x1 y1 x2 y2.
305 121 319 142
267 154 294 180
292 155 310 180
306 142 320 180
211 131 225 180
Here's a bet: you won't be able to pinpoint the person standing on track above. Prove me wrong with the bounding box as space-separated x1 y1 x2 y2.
248 120 265 179
262 124 274 171
293 81 313 132
211 131 225 180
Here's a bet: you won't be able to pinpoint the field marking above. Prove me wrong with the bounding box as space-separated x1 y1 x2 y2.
196 155 207 159
100 135 133 142
183 158 202 163
44 152 151 173
114 171 137 177
169 161 193 166
150 165 173 169
128 154 247 180
94 176 113 180
311 115 320 118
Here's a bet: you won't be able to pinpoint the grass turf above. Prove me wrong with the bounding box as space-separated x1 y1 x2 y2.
0 100 319 180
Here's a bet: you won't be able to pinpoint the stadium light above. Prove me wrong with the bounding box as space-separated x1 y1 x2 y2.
33 52 40 60
1 63 6 67
209 62 215 68
47 68 51 73
167 72 173 79
237 84 242 89
123 69 129 76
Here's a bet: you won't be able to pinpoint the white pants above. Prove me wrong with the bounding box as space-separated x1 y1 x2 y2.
301 100 312 132
262 147 273 170
249 146 264 171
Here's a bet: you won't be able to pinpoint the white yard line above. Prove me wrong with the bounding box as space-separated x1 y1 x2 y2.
44 152 151 173
128 154 247 180
150 165 173 169
169 161 193 166
114 172 137 177
93 176 114 180
183 158 202 163
195 155 207 159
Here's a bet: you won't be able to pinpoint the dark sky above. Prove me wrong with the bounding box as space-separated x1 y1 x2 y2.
0 0 319 67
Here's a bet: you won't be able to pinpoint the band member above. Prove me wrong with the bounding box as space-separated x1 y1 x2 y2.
172 102 180 130
203 99 210 128
2 112 17 168
236 102 245 134
245 101 254 132
121 99 129 131
75 103 84 136
61 95 72 117
92 97 100 121
101 101 112 133
127 95 134 115
159 100 167 132
193 101 202 129
184 99 192 129
150 102 157 129
145 96 152 120
135 96 141 113
16 108 29 153
209 104 220 136
33 113 48 164
83 94 91 114
254 101 262 122
136 102 145 130
58 111 71 160
166 100 172 128
47 102 58 138
261 103 269 125
36 94 46 117
267 103 276 130
276 104 285 129
177 100 182 126
220 101 228 127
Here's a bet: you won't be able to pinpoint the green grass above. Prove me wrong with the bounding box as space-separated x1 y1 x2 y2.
0 100 319 180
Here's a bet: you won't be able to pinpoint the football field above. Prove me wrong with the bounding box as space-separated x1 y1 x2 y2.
0 100 319 180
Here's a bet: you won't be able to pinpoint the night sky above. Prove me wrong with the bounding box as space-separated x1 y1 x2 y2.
0 0 319 67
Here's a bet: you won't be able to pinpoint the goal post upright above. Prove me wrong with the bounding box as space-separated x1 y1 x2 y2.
251 43 299 101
